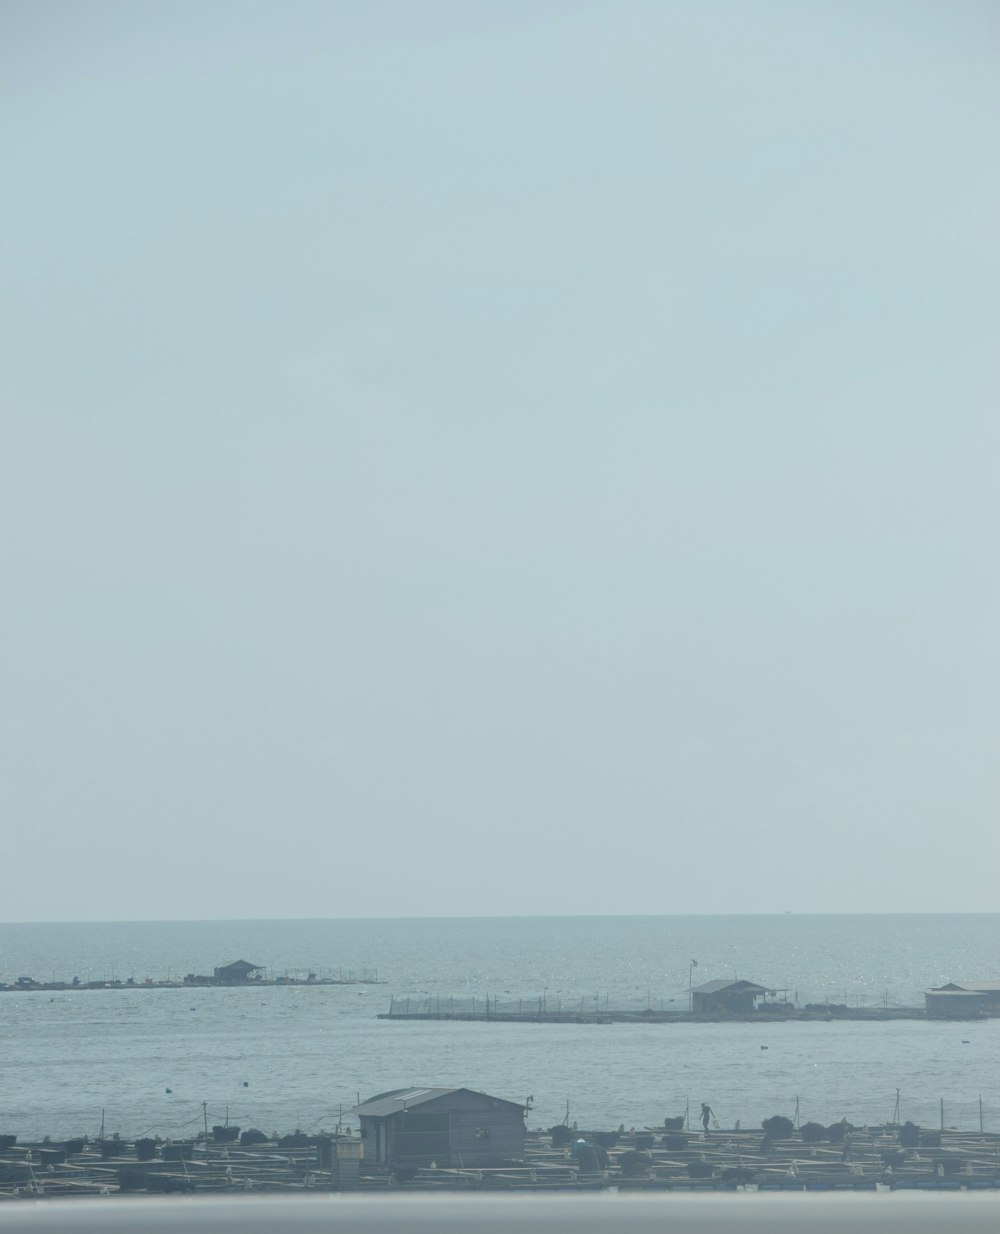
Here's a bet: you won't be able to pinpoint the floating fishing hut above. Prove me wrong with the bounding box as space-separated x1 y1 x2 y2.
355 1087 526 1169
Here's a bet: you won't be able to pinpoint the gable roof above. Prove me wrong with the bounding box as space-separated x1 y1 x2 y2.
693 979 767 995
355 1087 524 1118
935 981 1000 993
217 959 263 971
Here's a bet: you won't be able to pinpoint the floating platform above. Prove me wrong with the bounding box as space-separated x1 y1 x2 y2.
1 969 385 994
1 1126 997 1199
379 995 937 1024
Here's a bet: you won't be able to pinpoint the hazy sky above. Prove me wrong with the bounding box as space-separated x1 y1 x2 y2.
2 1 997 921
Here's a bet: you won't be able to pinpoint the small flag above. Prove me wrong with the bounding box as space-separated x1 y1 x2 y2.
691 960 698 967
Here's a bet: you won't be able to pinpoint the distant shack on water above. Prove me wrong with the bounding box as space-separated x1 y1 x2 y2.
925 981 1000 1018
211 960 265 984
691 979 776 1015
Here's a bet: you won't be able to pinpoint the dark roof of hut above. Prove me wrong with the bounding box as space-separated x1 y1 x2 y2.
939 981 1000 993
355 1087 525 1118
926 988 988 997
693 979 767 994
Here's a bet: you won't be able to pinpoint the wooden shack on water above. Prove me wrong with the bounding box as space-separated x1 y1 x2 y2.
925 982 998 1018
355 1087 525 1168
691 979 770 1014
212 960 265 984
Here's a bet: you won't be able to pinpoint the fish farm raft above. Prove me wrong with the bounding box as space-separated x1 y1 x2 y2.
1 1123 998 1199
381 995 941 1023
0 959 384 993
380 978 1000 1023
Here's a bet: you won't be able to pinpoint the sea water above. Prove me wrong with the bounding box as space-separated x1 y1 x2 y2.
0 915 997 1140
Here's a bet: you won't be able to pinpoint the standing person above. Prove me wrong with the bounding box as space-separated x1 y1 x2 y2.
701 1103 715 1132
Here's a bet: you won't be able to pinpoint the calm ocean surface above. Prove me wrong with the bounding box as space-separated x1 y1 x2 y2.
1 915 997 1140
